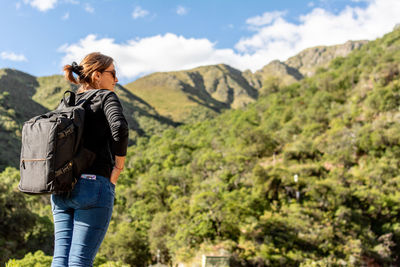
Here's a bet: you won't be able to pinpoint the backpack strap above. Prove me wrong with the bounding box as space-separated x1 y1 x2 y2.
62 89 101 108
76 89 101 107
62 91 76 107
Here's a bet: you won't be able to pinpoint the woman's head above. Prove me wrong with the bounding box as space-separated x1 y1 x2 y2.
63 52 118 92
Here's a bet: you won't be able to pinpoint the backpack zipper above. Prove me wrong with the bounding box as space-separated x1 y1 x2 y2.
21 158 46 169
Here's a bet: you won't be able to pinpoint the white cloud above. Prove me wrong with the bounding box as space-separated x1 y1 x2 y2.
132 6 149 19
59 0 400 80
246 11 287 27
176 5 188 16
23 0 57 11
236 0 400 66
1 52 28 62
62 12 69 20
16 2 21 9
58 34 244 79
84 3 94 13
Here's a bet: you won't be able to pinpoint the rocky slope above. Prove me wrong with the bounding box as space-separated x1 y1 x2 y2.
126 40 367 121
125 64 257 122
0 69 48 169
246 40 368 89
285 40 368 77
0 70 177 169
0 39 368 169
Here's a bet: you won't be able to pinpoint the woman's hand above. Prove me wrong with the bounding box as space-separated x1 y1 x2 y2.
110 155 126 185
110 167 122 185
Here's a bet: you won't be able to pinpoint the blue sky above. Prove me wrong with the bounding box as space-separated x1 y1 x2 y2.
0 0 398 84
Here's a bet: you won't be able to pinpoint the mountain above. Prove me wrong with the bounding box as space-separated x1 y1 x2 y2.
125 40 367 122
244 60 304 89
125 64 258 122
0 38 368 169
0 69 48 169
97 27 400 265
32 74 78 110
0 71 177 169
5 26 400 267
31 74 179 139
245 40 368 90
285 40 368 77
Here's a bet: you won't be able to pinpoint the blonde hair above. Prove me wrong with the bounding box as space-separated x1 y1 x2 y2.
63 52 114 92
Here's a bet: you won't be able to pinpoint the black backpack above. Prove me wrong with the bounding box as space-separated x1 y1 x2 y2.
19 90 99 194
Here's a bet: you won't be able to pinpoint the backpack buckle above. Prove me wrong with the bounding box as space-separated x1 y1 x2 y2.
55 161 73 177
58 124 75 139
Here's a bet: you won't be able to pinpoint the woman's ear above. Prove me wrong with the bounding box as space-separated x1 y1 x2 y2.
91 71 101 88
92 71 100 81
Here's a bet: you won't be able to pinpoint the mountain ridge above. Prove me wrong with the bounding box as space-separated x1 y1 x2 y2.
0 70 178 169
125 40 367 121
4 27 400 266
0 38 367 169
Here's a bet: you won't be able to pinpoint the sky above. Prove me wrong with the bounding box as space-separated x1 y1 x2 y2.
0 0 399 84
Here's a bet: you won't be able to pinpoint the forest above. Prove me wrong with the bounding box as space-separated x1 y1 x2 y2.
2 28 400 266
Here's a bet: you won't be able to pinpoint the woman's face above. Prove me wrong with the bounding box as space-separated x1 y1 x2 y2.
97 64 118 91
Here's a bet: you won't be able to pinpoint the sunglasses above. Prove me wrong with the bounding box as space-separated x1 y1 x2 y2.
103 70 116 79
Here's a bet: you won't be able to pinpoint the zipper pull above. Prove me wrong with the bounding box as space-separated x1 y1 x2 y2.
21 160 26 169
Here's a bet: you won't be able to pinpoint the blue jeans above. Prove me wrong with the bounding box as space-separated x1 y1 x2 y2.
50 174 115 267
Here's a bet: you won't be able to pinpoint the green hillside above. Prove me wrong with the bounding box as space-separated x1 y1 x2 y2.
96 28 400 265
0 73 179 170
125 64 257 122
0 39 364 170
32 74 178 140
4 27 400 266
246 60 304 89
244 40 367 90
33 74 78 110
125 42 365 123
285 40 368 77
0 69 48 169
106 28 400 265
112 84 179 140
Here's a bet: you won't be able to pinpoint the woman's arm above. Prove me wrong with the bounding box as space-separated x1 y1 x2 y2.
102 91 129 185
110 155 126 185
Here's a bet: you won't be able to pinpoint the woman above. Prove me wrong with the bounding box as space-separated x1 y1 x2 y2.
51 52 129 267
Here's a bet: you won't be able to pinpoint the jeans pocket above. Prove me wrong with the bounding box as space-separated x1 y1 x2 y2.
71 179 101 209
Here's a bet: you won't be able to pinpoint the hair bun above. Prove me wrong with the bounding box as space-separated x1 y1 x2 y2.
71 61 83 76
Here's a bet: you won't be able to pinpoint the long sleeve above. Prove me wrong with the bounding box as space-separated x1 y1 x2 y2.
102 92 129 156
